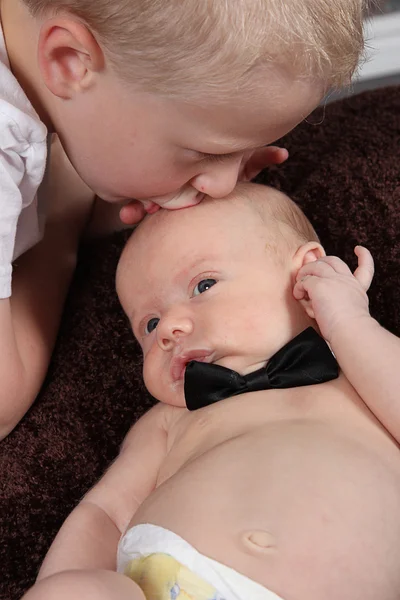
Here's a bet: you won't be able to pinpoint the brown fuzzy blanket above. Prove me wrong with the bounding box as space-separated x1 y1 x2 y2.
1 86 399 600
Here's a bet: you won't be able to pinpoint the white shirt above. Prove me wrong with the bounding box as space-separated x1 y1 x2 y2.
0 22 48 298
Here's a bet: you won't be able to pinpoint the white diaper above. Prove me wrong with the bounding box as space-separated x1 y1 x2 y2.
117 523 284 600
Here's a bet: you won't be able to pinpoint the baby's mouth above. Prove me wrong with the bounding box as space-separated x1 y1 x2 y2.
170 351 213 382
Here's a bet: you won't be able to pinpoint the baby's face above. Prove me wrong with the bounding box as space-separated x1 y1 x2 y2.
117 193 311 406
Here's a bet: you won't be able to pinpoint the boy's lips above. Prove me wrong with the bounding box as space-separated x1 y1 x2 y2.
143 192 206 213
170 350 213 382
162 192 205 210
144 201 161 214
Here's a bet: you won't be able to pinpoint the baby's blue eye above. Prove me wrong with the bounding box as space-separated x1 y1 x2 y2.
145 317 159 334
193 278 217 296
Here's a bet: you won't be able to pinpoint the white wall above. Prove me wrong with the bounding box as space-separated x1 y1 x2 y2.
357 12 400 82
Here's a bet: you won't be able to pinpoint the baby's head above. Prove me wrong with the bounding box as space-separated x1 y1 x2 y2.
117 183 325 406
16 0 364 207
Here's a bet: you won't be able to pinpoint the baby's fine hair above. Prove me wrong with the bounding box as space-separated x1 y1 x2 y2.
23 0 367 101
235 184 320 250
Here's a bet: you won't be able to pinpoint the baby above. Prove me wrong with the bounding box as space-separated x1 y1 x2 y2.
0 0 365 438
23 183 400 600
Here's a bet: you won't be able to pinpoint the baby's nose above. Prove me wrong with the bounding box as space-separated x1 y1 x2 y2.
156 315 194 350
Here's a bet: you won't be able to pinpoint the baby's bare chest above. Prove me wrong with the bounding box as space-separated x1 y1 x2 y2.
157 384 388 485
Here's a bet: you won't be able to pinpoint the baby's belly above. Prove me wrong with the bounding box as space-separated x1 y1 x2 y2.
131 420 400 600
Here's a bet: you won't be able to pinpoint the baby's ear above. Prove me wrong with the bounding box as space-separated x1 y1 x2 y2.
292 241 325 275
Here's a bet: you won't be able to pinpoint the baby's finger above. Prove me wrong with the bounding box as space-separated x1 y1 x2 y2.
296 259 336 282
353 246 374 291
293 279 306 300
319 255 353 276
293 280 315 320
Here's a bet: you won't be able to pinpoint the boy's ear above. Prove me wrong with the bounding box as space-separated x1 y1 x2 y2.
38 17 104 99
292 241 326 276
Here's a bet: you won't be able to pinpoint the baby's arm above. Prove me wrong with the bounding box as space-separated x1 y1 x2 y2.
37 403 169 581
0 138 94 439
294 247 400 443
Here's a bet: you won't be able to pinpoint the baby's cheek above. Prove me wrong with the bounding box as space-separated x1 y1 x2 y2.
142 352 157 392
143 356 186 407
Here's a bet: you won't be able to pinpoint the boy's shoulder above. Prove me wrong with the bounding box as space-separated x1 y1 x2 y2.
0 42 46 145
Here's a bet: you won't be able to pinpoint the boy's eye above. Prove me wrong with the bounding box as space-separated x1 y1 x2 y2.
199 152 236 164
145 317 160 335
193 278 217 296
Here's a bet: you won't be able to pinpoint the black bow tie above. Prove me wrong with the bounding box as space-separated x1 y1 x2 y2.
184 327 339 411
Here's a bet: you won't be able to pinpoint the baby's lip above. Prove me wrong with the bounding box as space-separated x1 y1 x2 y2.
170 350 213 382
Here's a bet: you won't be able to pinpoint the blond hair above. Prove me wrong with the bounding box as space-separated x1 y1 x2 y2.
23 0 366 101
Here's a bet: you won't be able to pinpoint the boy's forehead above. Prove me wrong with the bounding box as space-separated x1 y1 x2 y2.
164 72 322 150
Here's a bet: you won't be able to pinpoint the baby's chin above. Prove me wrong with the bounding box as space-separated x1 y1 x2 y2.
154 394 187 409
146 381 187 408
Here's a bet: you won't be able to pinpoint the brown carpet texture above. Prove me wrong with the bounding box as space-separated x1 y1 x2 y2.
0 86 399 599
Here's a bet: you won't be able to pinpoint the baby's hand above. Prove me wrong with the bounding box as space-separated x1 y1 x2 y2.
239 146 288 181
293 246 374 342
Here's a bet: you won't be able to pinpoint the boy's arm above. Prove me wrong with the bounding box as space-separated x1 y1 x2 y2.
38 403 169 580
0 138 94 439
0 225 83 437
294 246 400 443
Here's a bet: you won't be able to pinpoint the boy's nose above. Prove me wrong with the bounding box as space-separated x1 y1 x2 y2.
156 315 194 351
191 154 243 198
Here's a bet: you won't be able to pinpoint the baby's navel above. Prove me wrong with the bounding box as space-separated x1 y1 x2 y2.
241 529 277 553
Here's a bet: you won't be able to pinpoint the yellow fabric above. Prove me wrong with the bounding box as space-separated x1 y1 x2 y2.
124 553 219 600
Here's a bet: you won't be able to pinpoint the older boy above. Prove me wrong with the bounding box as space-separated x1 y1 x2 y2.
0 0 365 437
23 184 400 600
